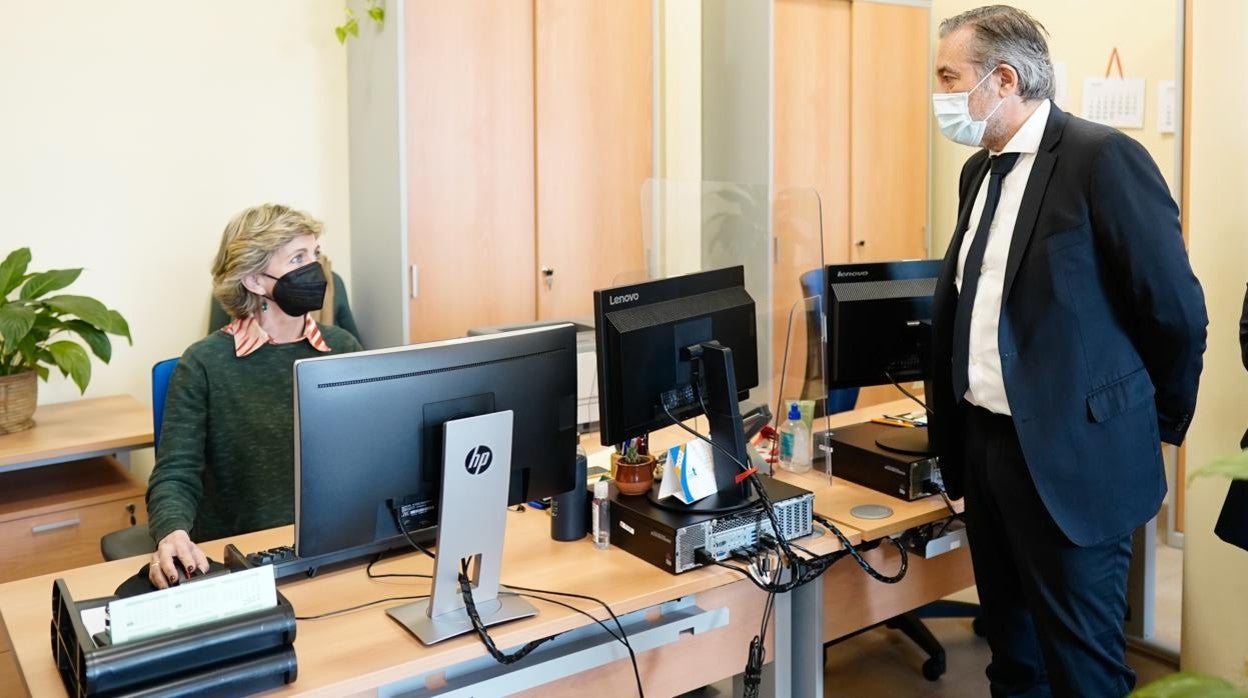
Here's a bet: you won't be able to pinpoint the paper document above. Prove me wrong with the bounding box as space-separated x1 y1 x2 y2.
106 565 276 644
80 606 108 639
659 440 719 504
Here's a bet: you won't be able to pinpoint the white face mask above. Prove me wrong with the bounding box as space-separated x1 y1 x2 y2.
932 69 1005 147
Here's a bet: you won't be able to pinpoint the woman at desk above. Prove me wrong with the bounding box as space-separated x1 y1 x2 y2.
146 204 362 588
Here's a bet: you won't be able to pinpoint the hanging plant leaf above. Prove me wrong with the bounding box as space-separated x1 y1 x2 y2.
19 268 82 300
47 340 92 394
0 248 32 297
42 295 112 331
0 304 36 356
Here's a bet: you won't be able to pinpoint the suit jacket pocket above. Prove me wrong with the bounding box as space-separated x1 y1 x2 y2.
1086 368 1155 423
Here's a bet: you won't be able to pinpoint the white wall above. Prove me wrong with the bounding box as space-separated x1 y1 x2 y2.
928 0 1178 253
0 0 351 478
1181 0 1248 685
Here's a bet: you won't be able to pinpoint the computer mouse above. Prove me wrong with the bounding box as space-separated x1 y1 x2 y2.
114 558 231 598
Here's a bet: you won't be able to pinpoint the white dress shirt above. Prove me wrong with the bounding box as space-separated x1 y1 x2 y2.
955 99 1052 415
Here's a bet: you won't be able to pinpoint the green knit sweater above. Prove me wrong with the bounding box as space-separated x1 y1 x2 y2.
146 325 362 544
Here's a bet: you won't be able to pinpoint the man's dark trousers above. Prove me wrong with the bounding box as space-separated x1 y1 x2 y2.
962 404 1134 697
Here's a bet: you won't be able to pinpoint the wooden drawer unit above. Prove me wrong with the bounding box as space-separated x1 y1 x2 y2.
0 457 145 584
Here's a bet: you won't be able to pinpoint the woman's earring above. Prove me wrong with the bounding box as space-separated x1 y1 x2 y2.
261 299 269 312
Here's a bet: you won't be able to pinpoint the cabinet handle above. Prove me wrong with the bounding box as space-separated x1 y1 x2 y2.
854 240 866 248
32 517 81 534
540 266 555 290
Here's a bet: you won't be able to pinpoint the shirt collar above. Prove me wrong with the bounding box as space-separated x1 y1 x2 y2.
991 99 1051 156
221 315 333 358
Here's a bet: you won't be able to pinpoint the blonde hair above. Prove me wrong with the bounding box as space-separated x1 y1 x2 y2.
211 204 324 319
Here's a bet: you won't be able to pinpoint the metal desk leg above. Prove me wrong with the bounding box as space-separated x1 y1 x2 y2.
1125 516 1157 640
736 573 824 697
789 575 824 697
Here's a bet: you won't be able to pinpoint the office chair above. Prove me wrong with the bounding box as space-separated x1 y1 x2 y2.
803 268 980 681
99 358 176 561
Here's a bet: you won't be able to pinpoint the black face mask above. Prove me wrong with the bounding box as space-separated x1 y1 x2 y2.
263 262 327 317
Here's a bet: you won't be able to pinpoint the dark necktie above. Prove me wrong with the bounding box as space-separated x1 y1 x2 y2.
951 152 1021 402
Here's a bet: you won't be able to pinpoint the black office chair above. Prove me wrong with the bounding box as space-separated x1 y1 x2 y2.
801 268 982 681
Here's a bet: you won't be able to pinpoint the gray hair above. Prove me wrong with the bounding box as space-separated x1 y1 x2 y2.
939 5 1055 101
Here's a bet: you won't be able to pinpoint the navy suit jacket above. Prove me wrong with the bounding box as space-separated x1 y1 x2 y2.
930 104 1208 547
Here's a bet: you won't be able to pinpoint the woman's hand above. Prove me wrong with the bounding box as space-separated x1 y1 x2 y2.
148 530 210 589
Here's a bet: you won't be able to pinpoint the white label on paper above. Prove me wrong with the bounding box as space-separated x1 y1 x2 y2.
106 566 277 644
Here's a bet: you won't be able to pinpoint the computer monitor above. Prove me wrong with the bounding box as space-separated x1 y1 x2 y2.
292 324 578 559
824 259 941 454
594 266 759 513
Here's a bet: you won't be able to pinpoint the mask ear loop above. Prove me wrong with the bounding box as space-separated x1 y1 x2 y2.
972 66 1007 125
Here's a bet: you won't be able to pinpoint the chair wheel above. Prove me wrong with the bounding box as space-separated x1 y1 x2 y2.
922 657 946 681
972 617 986 637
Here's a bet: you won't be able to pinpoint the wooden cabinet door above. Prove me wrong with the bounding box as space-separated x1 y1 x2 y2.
535 0 653 320
405 0 537 343
850 1 930 263
773 0 853 399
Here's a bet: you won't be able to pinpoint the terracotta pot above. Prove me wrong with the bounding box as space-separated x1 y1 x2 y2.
0 370 37 435
613 455 656 496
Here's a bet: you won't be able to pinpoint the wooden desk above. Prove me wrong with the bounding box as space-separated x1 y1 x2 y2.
0 396 153 695
0 503 857 697
0 395 153 472
2 397 968 697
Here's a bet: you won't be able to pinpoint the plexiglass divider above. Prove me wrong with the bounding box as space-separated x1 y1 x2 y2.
638 179 828 461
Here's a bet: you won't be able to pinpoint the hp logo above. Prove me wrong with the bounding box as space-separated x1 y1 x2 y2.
465 445 493 475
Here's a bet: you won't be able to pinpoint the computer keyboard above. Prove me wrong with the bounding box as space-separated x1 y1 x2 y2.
224 537 419 582
245 545 298 567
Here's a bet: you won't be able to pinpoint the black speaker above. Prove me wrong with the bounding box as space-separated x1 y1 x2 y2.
550 451 589 541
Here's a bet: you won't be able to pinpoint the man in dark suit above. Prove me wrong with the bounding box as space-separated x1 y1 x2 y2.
1213 285 1248 551
929 7 1207 697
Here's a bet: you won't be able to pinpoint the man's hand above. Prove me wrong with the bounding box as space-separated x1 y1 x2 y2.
148 530 209 589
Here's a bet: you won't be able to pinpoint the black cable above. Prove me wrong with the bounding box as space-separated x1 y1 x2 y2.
456 559 555 665
743 590 775 698
814 514 908 584
366 552 432 580
295 594 429 621
494 583 644 698
390 508 643 695
884 370 931 414
389 503 436 559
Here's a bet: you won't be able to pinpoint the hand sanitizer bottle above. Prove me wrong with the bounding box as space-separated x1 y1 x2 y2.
779 402 812 473
592 480 611 550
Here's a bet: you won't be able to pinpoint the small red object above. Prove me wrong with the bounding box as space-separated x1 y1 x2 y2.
734 467 758 484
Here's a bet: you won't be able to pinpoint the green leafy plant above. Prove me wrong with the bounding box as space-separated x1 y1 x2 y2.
1129 672 1247 697
336 0 385 44
0 248 132 393
1188 448 1248 484
617 437 652 465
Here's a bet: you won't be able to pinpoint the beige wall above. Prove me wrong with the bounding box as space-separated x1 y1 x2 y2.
1182 0 1248 684
929 0 1178 254
0 3 351 440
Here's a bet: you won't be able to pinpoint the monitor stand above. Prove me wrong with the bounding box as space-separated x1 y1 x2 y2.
387 411 537 645
650 341 756 515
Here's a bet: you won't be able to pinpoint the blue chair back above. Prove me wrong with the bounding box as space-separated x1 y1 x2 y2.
798 268 859 415
152 358 179 449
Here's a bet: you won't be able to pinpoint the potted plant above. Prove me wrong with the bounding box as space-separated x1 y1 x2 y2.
612 437 656 496
0 248 131 434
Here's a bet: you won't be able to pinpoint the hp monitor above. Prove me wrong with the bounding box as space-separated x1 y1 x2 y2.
292 324 578 559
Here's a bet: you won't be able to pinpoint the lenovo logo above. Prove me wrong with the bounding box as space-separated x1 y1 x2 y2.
609 292 640 306
836 270 869 278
